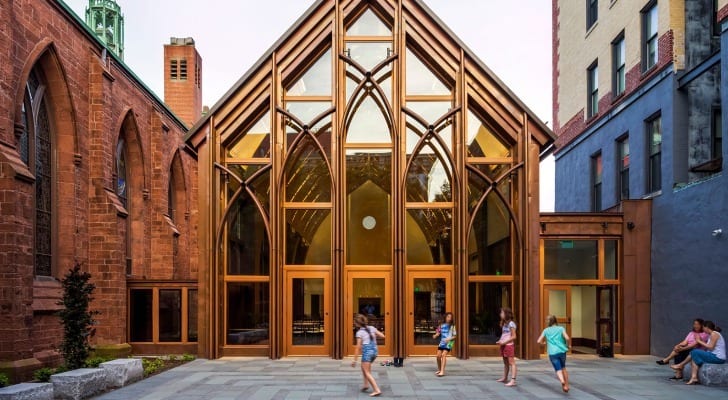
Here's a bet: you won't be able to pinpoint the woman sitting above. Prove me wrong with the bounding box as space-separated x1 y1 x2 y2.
683 321 726 385
657 318 707 380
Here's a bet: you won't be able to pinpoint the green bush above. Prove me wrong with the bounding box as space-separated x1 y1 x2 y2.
181 353 196 362
57 263 100 370
33 367 56 383
142 358 164 377
168 355 178 362
0 372 9 387
84 356 113 368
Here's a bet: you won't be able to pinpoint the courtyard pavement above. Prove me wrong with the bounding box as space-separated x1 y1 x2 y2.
95 355 728 399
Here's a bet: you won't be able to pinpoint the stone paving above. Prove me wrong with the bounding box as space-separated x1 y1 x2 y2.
95 355 728 399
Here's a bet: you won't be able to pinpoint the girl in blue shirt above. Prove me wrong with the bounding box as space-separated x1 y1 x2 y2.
537 315 571 392
433 312 456 377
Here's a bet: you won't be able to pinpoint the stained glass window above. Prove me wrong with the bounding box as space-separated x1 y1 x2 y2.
116 138 128 207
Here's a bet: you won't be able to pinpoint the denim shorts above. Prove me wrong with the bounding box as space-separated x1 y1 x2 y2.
690 349 726 366
548 352 567 371
361 343 378 363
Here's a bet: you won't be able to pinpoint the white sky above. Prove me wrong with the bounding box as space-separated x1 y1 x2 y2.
65 0 555 211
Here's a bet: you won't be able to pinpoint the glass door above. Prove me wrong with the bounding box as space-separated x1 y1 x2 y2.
346 270 392 356
544 285 572 346
284 270 331 356
406 270 453 356
596 285 615 357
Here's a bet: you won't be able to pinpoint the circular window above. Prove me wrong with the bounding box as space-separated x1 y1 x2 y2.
362 216 377 230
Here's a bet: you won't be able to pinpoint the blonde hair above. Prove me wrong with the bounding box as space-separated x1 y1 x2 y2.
546 315 558 327
354 314 368 328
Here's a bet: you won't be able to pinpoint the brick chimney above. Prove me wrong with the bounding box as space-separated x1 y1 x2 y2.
164 37 202 127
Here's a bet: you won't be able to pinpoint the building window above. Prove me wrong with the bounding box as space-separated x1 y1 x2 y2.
22 69 54 277
613 34 626 96
168 174 175 220
195 63 201 88
713 107 723 160
170 59 178 80
115 136 131 274
129 286 198 344
714 0 722 37
642 2 658 71
647 114 662 193
587 0 598 30
592 152 603 211
180 59 188 80
587 62 599 118
617 136 630 200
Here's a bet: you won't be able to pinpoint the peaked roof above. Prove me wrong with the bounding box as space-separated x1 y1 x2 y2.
185 0 555 146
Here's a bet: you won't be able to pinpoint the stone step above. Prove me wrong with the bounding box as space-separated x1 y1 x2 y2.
0 382 53 400
100 359 143 388
51 368 107 400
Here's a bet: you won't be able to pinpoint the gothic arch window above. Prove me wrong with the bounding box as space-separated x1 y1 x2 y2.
20 68 53 276
115 133 131 274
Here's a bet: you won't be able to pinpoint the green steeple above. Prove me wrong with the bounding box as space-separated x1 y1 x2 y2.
85 0 124 59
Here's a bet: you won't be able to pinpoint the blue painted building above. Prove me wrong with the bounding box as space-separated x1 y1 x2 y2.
554 0 727 355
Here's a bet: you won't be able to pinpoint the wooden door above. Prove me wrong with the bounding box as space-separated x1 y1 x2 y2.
406 270 453 356
346 270 392 356
544 285 572 341
284 270 331 356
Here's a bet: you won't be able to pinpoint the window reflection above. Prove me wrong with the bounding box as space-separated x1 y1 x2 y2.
467 111 511 158
406 209 452 265
285 101 332 156
406 48 450 96
285 136 331 202
227 112 271 159
286 209 332 265
346 149 392 265
469 282 511 344
227 191 269 276
406 101 453 152
287 50 332 96
544 240 599 280
159 289 182 342
227 282 269 345
468 193 513 276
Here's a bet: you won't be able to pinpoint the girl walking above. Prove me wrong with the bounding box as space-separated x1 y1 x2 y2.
432 312 456 377
352 314 385 397
537 315 571 392
495 307 518 387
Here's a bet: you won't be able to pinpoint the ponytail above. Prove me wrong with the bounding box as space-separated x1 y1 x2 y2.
705 321 722 333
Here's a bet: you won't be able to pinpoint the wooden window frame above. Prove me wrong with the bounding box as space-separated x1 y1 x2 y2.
127 282 198 345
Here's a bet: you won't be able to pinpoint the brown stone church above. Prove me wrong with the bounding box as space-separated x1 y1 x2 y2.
0 0 199 380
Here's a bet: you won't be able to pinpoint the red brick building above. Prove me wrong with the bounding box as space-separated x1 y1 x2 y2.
0 0 198 380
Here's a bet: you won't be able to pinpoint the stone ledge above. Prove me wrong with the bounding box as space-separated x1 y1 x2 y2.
0 383 53 400
51 368 107 400
684 363 728 386
100 359 143 388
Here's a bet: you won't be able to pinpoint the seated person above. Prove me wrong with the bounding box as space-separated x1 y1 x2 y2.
656 319 707 379
683 321 726 385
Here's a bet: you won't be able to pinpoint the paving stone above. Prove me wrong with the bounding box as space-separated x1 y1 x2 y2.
0 383 53 400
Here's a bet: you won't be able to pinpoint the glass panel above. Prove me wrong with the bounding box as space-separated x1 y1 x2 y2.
159 289 182 342
35 100 52 277
605 240 618 280
285 137 331 202
286 209 332 265
406 48 450 95
227 282 269 345
346 42 391 71
346 96 391 143
406 209 452 265
406 145 453 203
406 101 453 152
346 68 392 104
468 282 511 345
352 278 385 345
292 278 325 345
188 289 198 342
346 149 392 265
226 167 269 276
227 164 270 214
548 289 568 318
129 289 153 342
227 112 271 159
347 8 391 36
413 278 446 345
467 110 511 158
19 96 29 165
544 240 599 280
286 49 332 96
468 193 513 276
116 138 127 207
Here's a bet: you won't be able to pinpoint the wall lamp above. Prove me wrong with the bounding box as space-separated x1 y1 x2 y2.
626 222 635 231
712 229 723 237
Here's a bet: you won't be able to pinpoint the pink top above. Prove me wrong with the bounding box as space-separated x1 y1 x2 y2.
685 331 710 349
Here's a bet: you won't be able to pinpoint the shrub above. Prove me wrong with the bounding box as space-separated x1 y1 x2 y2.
168 355 178 362
33 367 55 383
142 358 164 377
181 353 196 362
85 356 113 368
57 263 99 370
0 373 9 387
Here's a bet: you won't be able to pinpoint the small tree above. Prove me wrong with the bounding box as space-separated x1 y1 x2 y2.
57 262 99 370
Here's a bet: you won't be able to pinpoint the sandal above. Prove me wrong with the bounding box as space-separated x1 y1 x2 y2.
496 378 507 383
505 379 517 387
360 387 370 392
656 360 668 365
668 376 682 381
686 379 700 385
369 392 382 397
